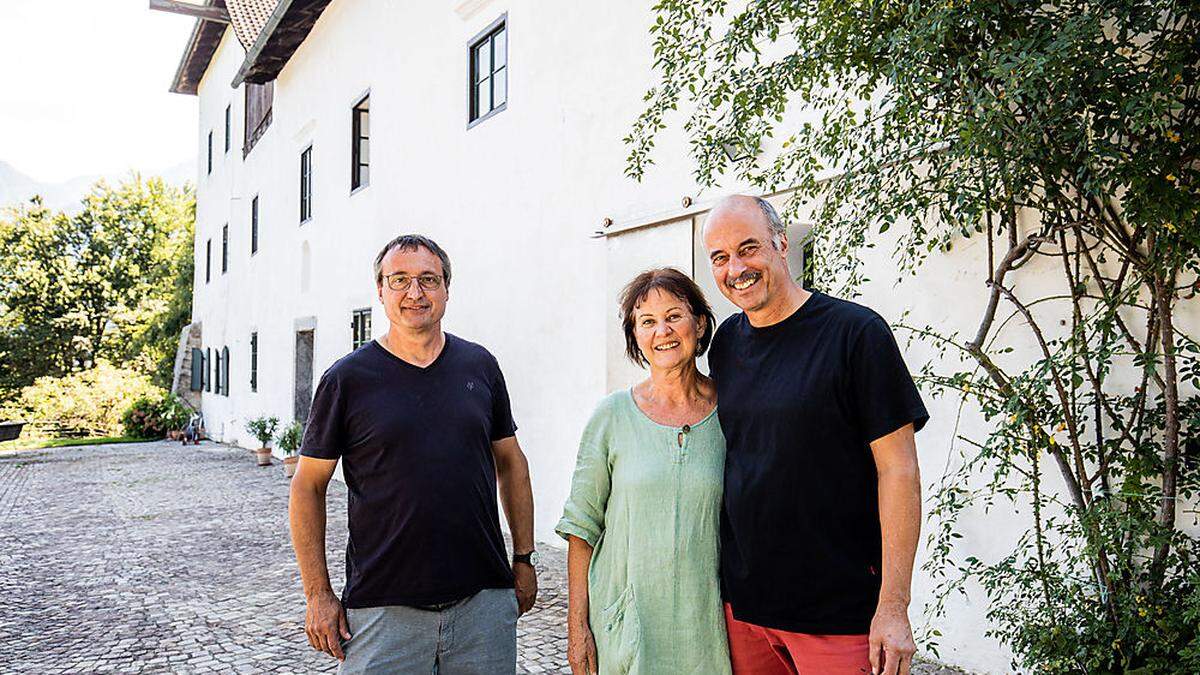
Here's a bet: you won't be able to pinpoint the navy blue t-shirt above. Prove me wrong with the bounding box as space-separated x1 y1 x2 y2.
300 334 518 608
708 292 928 634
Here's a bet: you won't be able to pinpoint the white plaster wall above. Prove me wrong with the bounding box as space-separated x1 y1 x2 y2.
187 3 1199 673
191 0 715 539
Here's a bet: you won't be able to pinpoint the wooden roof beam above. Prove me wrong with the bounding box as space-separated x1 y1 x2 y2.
150 0 231 24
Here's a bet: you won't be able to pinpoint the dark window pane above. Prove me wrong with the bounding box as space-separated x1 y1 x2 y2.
251 196 259 254
474 42 491 83
476 78 491 117
250 332 258 392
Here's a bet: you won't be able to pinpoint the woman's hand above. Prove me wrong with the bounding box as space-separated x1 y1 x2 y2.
567 620 599 675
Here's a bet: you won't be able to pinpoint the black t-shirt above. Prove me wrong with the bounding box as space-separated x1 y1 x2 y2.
708 292 928 634
300 334 518 608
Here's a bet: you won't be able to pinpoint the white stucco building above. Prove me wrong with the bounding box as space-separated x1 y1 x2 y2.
166 2 1197 672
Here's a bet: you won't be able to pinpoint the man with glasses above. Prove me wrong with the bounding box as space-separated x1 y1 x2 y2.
703 196 928 675
289 234 537 673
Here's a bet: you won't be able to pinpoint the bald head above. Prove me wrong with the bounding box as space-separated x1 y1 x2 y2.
705 195 786 245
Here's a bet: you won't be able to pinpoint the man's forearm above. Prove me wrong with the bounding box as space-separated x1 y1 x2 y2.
876 464 921 607
497 450 535 554
289 481 334 597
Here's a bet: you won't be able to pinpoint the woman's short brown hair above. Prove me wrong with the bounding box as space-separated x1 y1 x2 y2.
619 267 717 367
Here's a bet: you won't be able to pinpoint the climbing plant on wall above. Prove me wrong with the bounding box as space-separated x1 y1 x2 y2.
628 1 1200 670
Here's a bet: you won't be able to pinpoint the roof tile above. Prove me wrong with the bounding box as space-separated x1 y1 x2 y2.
226 0 281 49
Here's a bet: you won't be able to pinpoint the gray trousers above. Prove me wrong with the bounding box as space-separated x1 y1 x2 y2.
338 589 518 675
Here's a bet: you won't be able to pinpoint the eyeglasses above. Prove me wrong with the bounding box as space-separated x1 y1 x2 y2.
383 272 444 291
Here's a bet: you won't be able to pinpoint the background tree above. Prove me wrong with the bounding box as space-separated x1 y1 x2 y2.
629 1 1199 671
0 198 85 393
0 176 194 397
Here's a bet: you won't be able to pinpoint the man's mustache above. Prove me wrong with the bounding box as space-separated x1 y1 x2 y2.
727 271 761 288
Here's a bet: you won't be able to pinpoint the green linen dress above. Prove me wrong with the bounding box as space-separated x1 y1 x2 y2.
555 390 731 675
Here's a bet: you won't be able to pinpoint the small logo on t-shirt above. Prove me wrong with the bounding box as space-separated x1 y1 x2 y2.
466 380 475 391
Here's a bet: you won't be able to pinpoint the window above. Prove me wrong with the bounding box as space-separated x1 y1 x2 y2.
351 95 370 191
251 195 259 254
224 104 231 153
351 308 372 351
221 224 229 273
244 81 274 156
205 347 212 392
207 131 213 174
250 332 258 392
300 146 313 223
468 16 507 125
214 348 222 394
221 346 230 396
205 239 212 282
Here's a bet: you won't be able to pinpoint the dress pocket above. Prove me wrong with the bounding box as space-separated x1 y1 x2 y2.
599 584 641 674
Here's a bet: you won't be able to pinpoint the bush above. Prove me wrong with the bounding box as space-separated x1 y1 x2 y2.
121 392 190 440
1 361 163 437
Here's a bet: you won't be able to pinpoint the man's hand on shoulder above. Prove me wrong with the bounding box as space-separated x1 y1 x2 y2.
513 562 538 615
305 587 351 661
868 599 915 675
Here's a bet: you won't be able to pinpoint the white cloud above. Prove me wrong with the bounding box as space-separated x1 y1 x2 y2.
0 0 199 183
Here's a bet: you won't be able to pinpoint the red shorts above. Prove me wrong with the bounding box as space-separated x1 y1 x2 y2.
724 604 871 674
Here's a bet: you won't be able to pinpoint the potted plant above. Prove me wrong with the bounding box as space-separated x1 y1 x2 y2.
245 415 279 467
277 421 304 478
161 396 191 441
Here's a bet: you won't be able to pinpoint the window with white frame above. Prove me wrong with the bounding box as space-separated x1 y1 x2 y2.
351 308 372 351
351 95 370 191
468 17 507 125
300 146 313 223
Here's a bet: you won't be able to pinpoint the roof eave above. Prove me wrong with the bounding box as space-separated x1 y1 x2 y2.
231 0 295 87
169 19 228 95
232 0 334 88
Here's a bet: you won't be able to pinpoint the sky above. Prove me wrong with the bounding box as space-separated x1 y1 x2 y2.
0 0 199 183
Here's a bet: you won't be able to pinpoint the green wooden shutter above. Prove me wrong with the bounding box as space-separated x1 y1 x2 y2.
190 348 203 391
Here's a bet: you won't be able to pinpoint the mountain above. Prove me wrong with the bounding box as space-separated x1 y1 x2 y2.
0 160 195 213
0 161 41 208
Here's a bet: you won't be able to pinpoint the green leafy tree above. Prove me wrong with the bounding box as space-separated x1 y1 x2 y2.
0 175 194 395
0 198 81 394
629 1 1199 671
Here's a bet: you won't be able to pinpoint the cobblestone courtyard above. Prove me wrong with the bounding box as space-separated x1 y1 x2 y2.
1 441 964 674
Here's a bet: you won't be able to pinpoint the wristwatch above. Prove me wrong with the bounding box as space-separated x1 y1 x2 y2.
513 550 539 567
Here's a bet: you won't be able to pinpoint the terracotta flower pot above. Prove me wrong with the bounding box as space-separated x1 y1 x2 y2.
283 455 299 477
255 447 273 466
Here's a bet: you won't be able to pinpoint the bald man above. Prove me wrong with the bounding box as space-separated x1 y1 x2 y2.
702 195 928 675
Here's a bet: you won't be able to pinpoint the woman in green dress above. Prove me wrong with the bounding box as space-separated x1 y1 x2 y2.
556 268 731 675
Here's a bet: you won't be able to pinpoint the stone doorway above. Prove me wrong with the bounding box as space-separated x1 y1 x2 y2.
294 329 314 423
